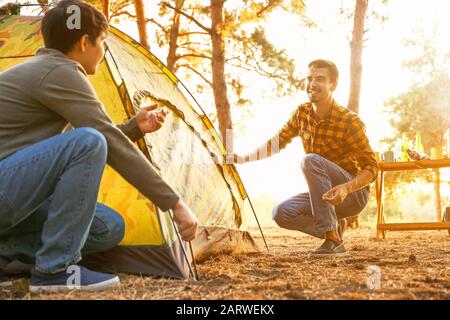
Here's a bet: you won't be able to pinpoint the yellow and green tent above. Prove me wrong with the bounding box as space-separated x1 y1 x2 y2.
0 15 264 279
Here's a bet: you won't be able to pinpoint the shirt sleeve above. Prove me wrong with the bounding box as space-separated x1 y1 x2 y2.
35 64 179 211
117 116 144 142
345 115 379 183
272 108 299 151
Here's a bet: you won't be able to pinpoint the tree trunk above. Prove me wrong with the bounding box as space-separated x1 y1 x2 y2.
102 0 110 20
211 0 233 152
133 0 150 50
348 0 368 113
167 0 184 72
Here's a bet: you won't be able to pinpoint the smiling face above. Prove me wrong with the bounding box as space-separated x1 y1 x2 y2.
305 66 337 104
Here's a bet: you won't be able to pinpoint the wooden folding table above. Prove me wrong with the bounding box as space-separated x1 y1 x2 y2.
376 159 450 239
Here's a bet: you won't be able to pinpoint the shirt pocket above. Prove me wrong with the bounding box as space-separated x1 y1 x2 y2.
322 138 344 156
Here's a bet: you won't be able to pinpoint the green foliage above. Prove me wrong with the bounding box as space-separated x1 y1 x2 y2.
0 2 21 15
247 27 302 95
383 29 450 155
151 0 306 110
382 27 450 210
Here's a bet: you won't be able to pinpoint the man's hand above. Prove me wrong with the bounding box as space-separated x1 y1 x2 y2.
135 104 168 134
322 184 349 206
172 199 199 241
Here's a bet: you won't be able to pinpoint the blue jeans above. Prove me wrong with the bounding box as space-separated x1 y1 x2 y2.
0 128 125 273
273 153 370 238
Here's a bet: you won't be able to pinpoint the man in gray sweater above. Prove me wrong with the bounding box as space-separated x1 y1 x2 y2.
0 0 198 292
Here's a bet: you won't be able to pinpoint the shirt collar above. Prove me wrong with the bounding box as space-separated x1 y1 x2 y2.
307 99 337 123
36 47 70 59
35 47 87 75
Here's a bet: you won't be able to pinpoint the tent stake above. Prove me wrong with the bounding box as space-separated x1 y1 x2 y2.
168 209 198 281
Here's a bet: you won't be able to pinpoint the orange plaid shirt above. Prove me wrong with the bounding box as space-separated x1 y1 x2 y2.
267 100 379 182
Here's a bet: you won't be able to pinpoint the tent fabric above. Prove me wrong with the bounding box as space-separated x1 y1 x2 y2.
0 15 260 279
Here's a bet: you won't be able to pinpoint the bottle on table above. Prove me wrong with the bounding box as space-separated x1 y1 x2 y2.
401 132 409 162
415 132 424 153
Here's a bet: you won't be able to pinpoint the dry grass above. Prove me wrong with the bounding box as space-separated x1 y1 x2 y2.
1 227 449 300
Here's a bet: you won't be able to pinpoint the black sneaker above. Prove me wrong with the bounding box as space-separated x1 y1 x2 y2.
310 239 347 257
30 265 119 293
338 218 348 239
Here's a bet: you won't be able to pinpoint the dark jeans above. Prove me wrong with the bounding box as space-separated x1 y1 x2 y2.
272 153 370 239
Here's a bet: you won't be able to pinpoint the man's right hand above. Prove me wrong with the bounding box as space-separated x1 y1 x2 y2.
172 199 199 241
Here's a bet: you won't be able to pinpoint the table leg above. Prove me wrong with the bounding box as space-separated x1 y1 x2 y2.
377 172 386 239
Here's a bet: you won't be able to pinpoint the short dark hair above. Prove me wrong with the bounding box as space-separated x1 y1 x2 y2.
41 0 109 54
308 59 339 85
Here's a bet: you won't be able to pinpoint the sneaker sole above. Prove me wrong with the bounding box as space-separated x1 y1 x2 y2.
29 276 120 293
309 251 348 258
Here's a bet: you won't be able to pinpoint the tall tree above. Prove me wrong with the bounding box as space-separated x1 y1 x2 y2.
102 0 110 19
152 0 305 150
166 0 184 72
348 0 368 113
133 0 149 49
86 0 149 49
210 0 233 151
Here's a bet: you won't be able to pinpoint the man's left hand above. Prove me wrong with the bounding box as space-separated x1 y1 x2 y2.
135 104 169 134
322 184 349 206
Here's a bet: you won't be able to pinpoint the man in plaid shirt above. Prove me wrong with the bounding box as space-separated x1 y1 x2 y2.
234 60 378 256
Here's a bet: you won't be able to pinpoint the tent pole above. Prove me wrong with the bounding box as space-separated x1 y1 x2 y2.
168 209 198 281
188 241 200 281
247 197 270 252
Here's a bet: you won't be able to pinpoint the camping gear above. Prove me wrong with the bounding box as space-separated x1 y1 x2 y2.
0 15 264 279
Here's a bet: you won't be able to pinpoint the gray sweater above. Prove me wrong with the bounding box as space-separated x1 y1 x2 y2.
0 48 179 211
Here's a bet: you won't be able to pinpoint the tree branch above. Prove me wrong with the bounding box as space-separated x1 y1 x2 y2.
178 41 210 47
112 10 136 19
147 18 167 33
162 1 211 33
110 2 132 17
226 56 240 62
177 53 212 60
179 31 210 37
178 64 213 87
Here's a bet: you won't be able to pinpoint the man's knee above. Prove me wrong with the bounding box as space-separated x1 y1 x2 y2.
71 127 107 162
272 203 287 227
90 206 125 250
103 211 125 247
300 153 324 172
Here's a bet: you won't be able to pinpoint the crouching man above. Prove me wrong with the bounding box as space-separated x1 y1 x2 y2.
0 0 198 292
232 59 378 256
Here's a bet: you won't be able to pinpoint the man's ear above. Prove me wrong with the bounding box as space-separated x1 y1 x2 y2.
331 81 337 91
79 34 90 53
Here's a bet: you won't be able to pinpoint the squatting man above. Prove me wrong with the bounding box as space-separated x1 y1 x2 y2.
230 59 378 257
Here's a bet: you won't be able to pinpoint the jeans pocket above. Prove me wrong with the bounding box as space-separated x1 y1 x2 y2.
0 193 14 232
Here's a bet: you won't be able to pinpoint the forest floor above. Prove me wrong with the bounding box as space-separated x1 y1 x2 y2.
1 227 449 300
